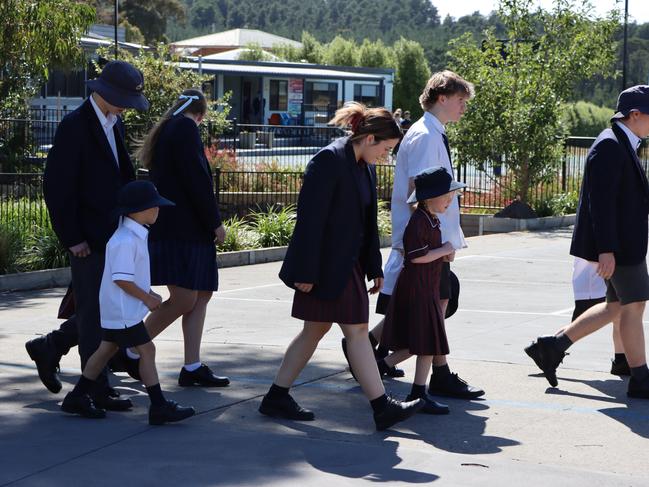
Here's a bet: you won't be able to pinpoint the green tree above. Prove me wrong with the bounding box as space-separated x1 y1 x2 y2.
0 0 95 115
448 0 618 205
392 38 431 119
237 42 272 61
357 39 394 68
95 45 231 160
122 0 186 44
322 36 358 66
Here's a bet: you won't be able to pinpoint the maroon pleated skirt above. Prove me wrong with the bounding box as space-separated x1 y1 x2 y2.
291 264 369 324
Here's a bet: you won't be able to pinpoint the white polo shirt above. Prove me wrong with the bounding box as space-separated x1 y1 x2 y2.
572 257 606 301
99 217 151 329
382 112 467 295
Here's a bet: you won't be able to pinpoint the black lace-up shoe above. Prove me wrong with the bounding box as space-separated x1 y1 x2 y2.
149 400 195 425
611 357 631 376
525 336 566 387
178 364 230 387
406 393 450 415
428 372 485 399
374 395 424 431
25 337 62 393
61 393 106 419
259 393 315 421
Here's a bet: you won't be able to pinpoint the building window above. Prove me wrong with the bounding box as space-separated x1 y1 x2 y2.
354 84 380 106
270 80 288 111
305 82 338 110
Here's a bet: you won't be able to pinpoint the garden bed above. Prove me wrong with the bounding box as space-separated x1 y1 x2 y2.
461 213 576 237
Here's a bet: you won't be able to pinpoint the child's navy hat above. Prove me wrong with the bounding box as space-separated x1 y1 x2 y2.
114 181 174 216
611 85 649 120
407 166 466 204
87 60 149 111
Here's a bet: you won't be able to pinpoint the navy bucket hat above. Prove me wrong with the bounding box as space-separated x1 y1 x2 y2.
611 85 649 121
407 167 466 204
87 60 149 111
114 181 174 217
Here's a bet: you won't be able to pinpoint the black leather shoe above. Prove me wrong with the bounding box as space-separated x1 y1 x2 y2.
385 366 405 378
428 372 485 399
341 338 357 381
374 395 423 431
611 357 631 376
627 377 649 399
61 393 106 419
259 393 315 421
178 364 230 387
149 400 195 425
406 393 450 415
525 336 566 387
92 394 133 411
25 337 62 393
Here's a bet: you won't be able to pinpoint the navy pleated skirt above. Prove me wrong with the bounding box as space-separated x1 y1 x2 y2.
291 264 369 325
149 239 218 292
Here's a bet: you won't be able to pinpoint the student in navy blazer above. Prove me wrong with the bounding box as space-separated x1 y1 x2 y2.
30 61 149 410
134 88 229 388
526 85 649 399
260 103 424 431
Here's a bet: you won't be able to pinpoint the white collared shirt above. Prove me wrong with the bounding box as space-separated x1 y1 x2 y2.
615 121 642 152
99 217 151 329
572 257 606 300
390 111 467 250
89 94 119 167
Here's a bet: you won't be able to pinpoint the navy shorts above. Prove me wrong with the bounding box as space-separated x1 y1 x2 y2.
102 321 151 349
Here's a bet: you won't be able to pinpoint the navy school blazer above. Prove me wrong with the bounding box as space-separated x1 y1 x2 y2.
279 136 383 299
147 115 222 243
43 98 135 251
570 123 649 265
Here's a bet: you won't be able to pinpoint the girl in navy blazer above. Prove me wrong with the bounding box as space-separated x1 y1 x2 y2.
259 103 424 431
133 89 230 388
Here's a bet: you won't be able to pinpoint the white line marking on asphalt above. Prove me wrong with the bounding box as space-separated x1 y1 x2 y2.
218 283 284 294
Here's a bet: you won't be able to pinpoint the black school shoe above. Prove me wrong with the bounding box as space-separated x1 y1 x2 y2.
108 349 141 381
611 357 631 376
259 393 315 421
149 400 196 425
524 336 566 387
406 393 450 415
342 338 405 380
178 364 230 387
25 337 62 393
61 393 106 419
428 372 485 399
374 395 424 431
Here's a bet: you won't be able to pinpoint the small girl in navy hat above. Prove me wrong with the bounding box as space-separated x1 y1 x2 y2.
380 166 466 415
61 180 196 425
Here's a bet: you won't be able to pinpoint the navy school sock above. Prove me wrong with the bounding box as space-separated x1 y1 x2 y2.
432 364 451 377
370 394 388 414
267 383 290 399
409 383 426 399
630 364 649 383
614 353 627 363
146 383 166 407
70 375 95 396
556 333 573 353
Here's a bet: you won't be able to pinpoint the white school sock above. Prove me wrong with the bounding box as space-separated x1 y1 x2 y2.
126 348 140 360
184 361 202 372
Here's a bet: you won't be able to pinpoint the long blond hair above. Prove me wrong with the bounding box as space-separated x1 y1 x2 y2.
329 102 402 143
136 88 208 169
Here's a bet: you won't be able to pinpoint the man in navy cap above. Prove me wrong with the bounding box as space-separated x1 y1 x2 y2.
526 85 649 399
25 61 149 409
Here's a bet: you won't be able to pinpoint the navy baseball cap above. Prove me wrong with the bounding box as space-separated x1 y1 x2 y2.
114 181 174 217
87 60 149 111
407 167 466 204
611 85 649 120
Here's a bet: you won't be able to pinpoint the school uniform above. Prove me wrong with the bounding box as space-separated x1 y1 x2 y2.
378 112 465 314
279 136 383 324
99 217 152 348
570 122 649 305
43 97 135 373
381 207 449 355
148 114 222 291
571 257 606 321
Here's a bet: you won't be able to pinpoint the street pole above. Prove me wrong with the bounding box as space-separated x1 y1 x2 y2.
114 0 119 59
622 0 628 90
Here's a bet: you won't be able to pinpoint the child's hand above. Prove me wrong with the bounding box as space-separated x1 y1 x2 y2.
149 290 162 301
144 293 162 311
368 277 384 295
444 250 456 262
441 242 455 254
295 282 313 293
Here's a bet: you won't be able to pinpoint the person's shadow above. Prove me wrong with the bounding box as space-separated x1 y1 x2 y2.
545 376 649 439
283 420 440 483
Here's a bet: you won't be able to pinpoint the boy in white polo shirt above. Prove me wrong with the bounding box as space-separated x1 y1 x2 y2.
61 181 196 425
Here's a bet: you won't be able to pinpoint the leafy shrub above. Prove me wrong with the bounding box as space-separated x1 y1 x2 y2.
217 216 260 252
532 198 554 217
249 204 296 248
0 224 23 274
550 191 579 215
562 101 613 137
377 200 392 237
17 224 69 271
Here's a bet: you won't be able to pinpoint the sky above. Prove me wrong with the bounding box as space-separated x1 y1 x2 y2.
435 0 649 24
